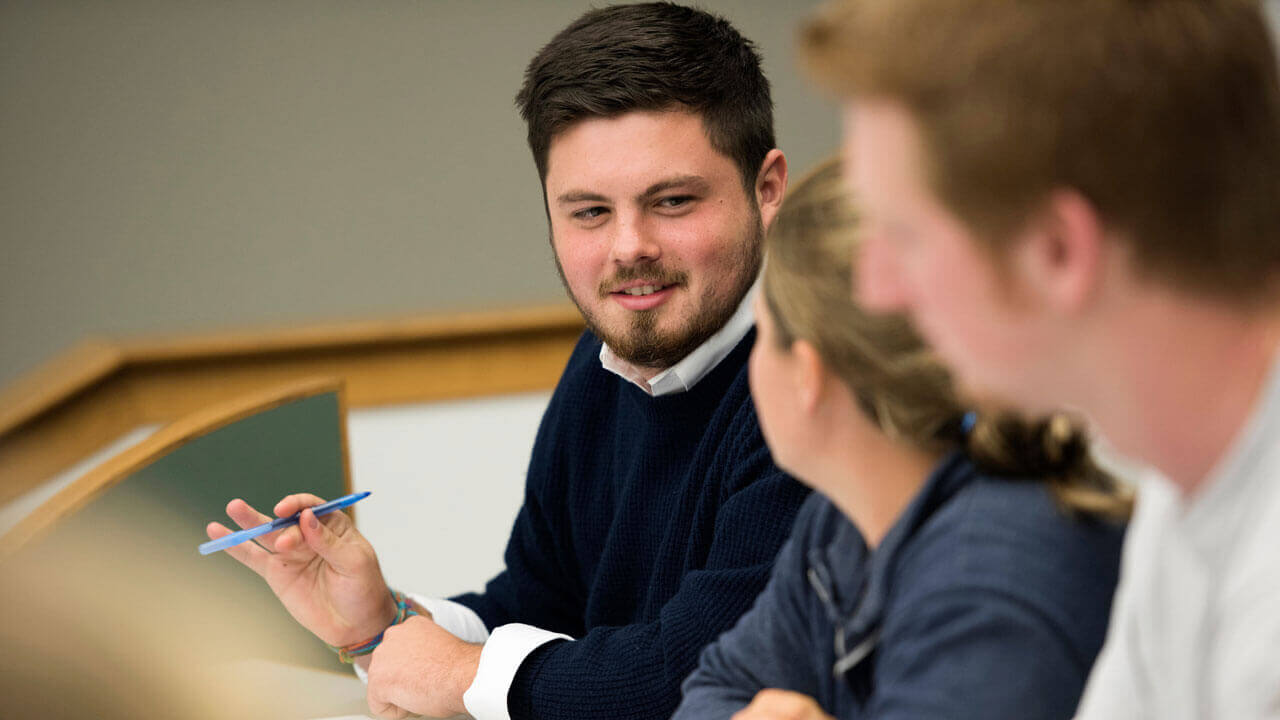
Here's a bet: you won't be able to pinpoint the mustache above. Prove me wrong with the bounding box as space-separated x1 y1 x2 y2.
597 265 688 297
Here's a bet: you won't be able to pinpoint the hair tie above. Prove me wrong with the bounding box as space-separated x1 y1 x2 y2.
960 411 978 436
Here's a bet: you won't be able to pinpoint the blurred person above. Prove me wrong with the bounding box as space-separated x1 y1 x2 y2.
206 4 809 719
674 158 1129 720
0 498 290 720
802 1 1280 717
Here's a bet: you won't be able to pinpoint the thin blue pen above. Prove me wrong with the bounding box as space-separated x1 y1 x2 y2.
199 491 371 555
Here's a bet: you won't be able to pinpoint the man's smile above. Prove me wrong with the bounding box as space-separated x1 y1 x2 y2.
610 281 679 311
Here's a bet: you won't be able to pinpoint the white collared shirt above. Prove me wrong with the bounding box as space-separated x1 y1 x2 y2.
1075 347 1280 719
370 279 761 720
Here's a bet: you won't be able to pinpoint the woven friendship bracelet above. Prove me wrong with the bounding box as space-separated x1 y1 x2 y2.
329 590 419 664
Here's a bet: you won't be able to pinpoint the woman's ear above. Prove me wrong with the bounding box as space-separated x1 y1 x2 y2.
792 339 827 415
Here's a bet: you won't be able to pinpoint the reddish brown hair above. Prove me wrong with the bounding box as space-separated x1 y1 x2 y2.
803 0 1280 305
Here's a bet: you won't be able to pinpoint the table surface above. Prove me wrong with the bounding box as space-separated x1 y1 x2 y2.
214 658 469 720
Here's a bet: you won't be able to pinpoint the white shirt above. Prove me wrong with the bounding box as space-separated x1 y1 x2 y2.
390 280 760 720
1075 349 1280 719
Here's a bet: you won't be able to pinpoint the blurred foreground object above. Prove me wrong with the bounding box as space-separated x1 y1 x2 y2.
0 378 358 718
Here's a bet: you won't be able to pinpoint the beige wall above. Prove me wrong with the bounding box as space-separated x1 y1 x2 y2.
0 0 838 386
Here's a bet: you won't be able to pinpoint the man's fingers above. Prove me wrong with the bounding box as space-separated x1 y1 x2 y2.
225 498 297 550
276 493 356 535
733 689 832 720
366 680 413 720
298 508 369 574
270 493 357 548
271 524 309 554
205 521 270 577
273 493 329 519
225 498 273 528
228 495 353 554
368 701 412 720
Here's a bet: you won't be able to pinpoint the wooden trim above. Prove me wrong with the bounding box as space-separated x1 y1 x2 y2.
0 377 346 558
336 376 355 527
0 304 584 506
0 340 124 438
0 304 583 436
119 305 584 364
0 380 148 506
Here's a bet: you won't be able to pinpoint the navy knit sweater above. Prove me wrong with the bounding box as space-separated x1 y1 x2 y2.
451 328 809 719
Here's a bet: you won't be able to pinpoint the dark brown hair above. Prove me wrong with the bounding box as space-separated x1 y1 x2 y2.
516 2 775 193
802 0 1280 306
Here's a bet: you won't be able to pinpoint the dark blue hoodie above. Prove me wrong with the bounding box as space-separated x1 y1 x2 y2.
676 451 1125 719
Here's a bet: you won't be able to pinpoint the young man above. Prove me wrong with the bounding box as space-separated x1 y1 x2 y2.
206 4 807 719
801 1 1280 718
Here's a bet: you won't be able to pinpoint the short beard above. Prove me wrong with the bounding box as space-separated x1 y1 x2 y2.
553 210 764 371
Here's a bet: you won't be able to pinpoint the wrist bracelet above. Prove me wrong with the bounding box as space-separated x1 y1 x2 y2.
329 589 418 663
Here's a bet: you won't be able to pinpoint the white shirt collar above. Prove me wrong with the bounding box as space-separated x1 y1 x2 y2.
598 277 759 396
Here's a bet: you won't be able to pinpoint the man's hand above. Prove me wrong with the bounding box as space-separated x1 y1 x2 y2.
206 493 396 648
731 689 836 720
365 615 483 719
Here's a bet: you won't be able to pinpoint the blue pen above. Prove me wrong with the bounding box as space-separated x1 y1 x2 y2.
199 491 371 555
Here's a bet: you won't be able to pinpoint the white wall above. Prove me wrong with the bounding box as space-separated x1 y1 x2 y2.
347 391 550 598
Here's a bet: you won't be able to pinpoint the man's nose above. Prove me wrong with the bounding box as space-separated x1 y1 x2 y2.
855 232 912 312
608 211 662 265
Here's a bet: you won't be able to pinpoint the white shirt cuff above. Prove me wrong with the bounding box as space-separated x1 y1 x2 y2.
462 623 573 720
351 594 491 684
413 594 491 644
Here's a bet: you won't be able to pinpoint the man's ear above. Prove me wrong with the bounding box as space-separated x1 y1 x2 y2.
792 339 827 415
1016 189 1105 313
755 149 788 231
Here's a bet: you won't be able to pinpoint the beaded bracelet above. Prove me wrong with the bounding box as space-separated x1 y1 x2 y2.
329 589 418 663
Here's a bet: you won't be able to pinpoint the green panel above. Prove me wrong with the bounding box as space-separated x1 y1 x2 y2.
98 392 347 528
25 391 351 671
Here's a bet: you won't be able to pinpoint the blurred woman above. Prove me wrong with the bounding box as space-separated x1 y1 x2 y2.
674 158 1131 720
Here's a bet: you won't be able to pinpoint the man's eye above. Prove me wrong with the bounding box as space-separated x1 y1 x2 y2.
657 196 693 209
573 206 608 221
